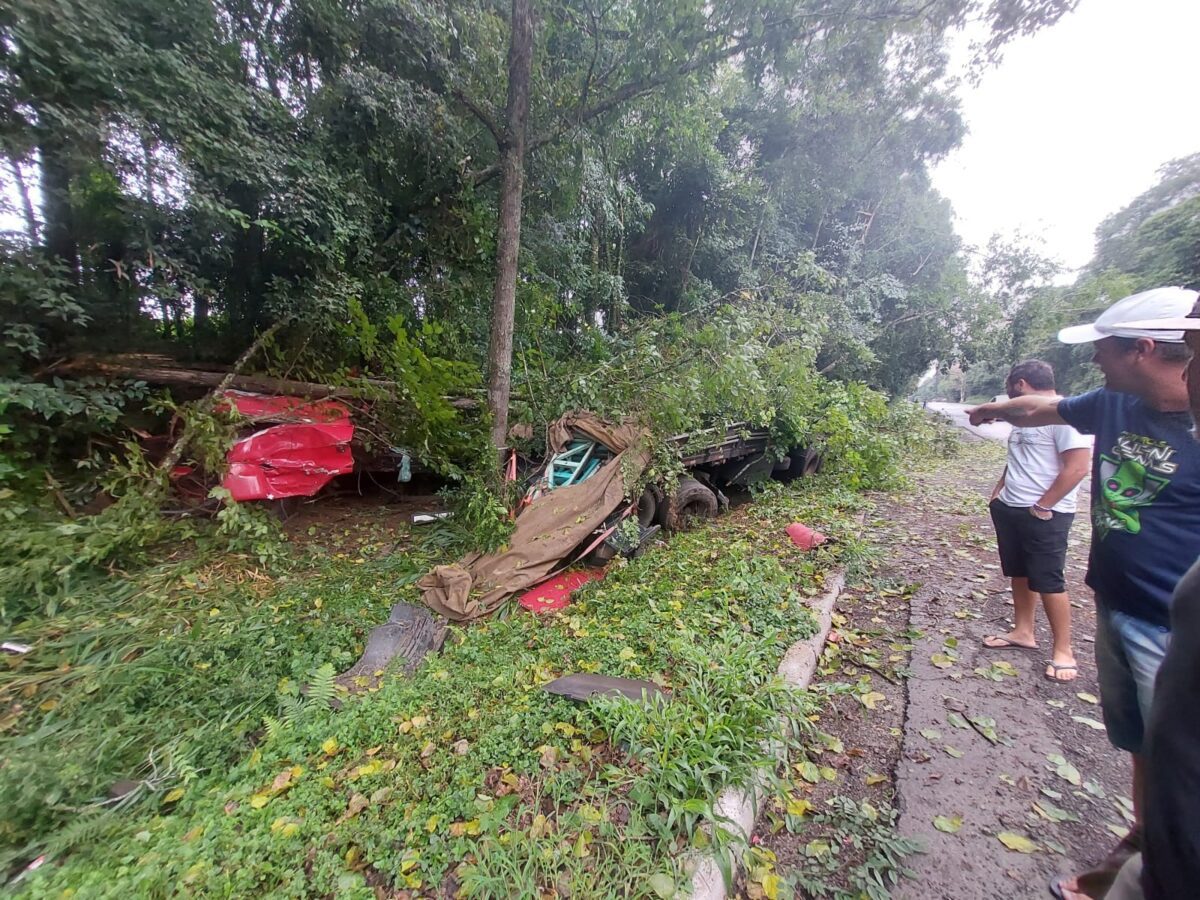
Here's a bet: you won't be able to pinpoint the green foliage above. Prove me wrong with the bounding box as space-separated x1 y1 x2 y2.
334 298 485 475
437 469 517 555
786 796 921 899
9 469 861 894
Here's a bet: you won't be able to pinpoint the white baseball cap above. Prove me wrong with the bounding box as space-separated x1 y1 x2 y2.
1057 286 1200 344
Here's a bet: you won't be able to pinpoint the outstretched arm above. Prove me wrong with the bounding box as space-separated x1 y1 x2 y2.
968 394 1066 428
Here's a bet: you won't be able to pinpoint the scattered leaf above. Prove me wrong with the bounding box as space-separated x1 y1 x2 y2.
998 831 1038 853
944 746 964 758
1071 716 1106 731
860 691 886 710
1033 801 1077 823
796 761 820 783
1076 692 1099 705
920 728 942 741
933 815 962 833
786 797 814 817
648 873 676 899
1083 779 1107 799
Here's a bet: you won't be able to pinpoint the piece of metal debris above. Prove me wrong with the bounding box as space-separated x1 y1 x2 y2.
542 673 668 705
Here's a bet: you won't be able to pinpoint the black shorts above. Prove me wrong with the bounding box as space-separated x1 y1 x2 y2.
988 499 1075 594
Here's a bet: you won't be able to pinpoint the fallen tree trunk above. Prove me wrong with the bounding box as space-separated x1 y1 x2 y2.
45 356 480 410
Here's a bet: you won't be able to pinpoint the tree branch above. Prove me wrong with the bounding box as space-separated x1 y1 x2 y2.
453 88 503 146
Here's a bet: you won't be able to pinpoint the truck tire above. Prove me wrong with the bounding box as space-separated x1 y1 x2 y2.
780 446 824 481
637 486 658 527
664 478 718 533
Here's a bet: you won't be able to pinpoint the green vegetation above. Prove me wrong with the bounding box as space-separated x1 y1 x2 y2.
920 151 1200 401
0 0 1060 889
4 471 890 895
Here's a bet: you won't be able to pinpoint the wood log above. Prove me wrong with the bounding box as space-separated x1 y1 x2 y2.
45 356 480 409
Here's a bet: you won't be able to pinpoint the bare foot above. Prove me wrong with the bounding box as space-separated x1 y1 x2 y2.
1054 876 1092 899
981 631 1037 650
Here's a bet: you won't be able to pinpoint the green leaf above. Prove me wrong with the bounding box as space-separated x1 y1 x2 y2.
1033 801 1077 823
648 873 676 898
933 814 962 833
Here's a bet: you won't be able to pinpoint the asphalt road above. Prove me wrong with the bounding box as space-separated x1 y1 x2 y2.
925 401 1012 443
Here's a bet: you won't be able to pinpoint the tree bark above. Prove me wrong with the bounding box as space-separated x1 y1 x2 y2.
486 0 534 456
38 131 80 283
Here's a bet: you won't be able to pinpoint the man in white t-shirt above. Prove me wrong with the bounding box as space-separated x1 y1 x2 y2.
982 359 1093 682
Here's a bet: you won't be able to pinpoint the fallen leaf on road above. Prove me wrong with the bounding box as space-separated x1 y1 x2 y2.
920 728 942 741
933 815 962 833
944 746 963 758
1033 801 1077 823
1072 716 1106 731
930 653 955 669
1076 692 1099 705
998 831 1038 853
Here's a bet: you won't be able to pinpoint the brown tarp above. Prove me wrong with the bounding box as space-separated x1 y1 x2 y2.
418 412 650 621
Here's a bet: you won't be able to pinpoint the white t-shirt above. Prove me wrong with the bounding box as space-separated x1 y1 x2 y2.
997 417 1093 513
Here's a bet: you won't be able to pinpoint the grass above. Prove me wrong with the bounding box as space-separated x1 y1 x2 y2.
3 475 867 896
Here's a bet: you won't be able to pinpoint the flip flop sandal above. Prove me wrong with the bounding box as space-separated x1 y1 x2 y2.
1048 876 1066 900
1044 662 1079 682
982 635 1038 650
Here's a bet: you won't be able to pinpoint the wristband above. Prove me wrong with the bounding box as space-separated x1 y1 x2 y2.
1033 503 1052 513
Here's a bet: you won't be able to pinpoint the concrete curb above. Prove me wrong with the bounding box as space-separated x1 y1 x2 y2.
689 568 847 900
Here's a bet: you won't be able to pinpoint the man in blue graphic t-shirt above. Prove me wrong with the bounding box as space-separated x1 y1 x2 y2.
969 286 1200 900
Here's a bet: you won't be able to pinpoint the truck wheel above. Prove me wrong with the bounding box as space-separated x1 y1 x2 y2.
637 487 658 527
780 447 824 481
664 478 718 532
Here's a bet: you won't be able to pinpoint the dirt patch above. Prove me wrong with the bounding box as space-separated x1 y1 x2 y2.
279 474 446 557
747 438 1132 899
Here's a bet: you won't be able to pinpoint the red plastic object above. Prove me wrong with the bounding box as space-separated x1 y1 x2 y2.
786 522 828 551
219 391 355 502
518 569 606 614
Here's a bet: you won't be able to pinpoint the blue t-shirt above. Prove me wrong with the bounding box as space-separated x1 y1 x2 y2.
1057 388 1200 628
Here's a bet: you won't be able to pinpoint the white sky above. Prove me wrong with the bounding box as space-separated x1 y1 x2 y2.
933 0 1200 275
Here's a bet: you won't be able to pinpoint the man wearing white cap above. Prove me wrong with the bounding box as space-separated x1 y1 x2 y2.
1095 297 1200 900
968 286 1200 900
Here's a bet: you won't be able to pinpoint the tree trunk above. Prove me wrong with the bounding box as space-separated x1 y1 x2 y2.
38 131 80 283
486 0 534 457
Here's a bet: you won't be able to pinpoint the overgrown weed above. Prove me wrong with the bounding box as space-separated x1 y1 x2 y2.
10 475 856 895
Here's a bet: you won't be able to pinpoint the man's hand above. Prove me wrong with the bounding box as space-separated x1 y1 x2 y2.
1029 505 1053 521
967 395 1066 428
968 404 1001 427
